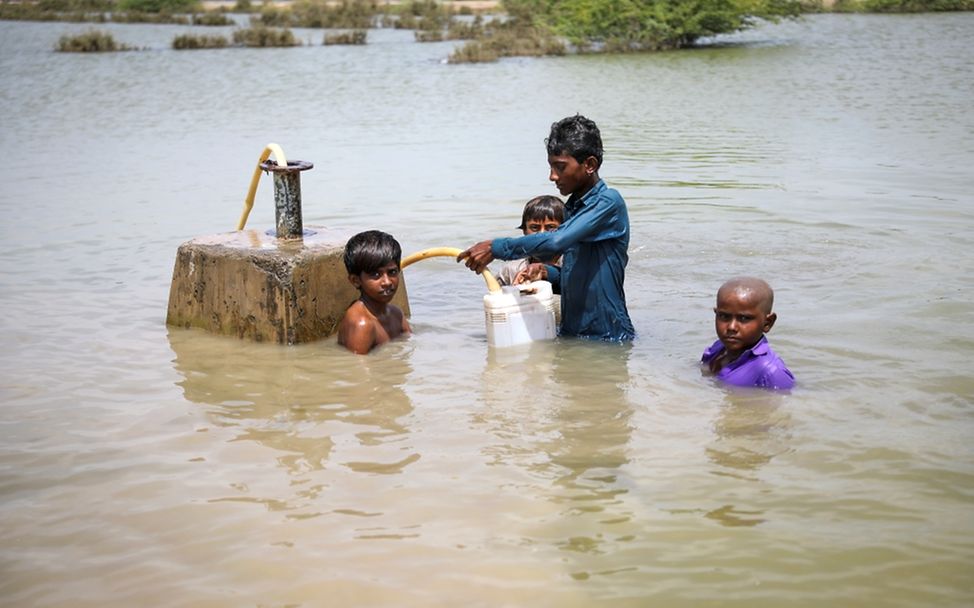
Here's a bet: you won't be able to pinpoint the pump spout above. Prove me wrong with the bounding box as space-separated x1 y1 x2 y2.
237 143 287 231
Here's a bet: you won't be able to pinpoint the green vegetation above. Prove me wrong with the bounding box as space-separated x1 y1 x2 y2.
254 0 379 28
447 15 486 40
447 0 808 62
448 18 565 63
323 29 368 44
117 0 198 13
827 0 974 10
499 0 802 52
38 0 113 10
172 33 229 48
0 0 113 22
247 0 482 30
0 1 237 25
55 29 134 51
105 10 188 22
191 11 233 25
232 25 300 47
20 0 971 61
288 0 377 28
415 29 444 41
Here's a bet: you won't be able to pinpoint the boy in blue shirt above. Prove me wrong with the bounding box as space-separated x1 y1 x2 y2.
701 277 795 390
458 115 635 342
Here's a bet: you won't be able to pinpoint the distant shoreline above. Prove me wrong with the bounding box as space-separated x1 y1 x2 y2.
199 0 501 11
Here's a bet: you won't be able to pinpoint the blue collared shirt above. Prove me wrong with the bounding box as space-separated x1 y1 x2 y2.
491 180 635 341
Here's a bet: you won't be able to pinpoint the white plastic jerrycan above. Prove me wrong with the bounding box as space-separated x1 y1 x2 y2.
483 281 557 347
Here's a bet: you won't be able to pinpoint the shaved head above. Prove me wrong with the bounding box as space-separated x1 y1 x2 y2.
717 277 775 314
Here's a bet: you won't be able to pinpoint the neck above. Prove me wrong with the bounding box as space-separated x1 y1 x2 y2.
574 174 600 199
359 296 387 317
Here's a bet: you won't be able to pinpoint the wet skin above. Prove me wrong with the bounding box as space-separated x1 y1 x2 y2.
353 261 401 305
710 288 776 373
339 261 410 354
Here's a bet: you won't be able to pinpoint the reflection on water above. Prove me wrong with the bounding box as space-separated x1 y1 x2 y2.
2 13 973 607
704 390 791 527
544 344 633 513
476 341 634 562
707 390 790 477
169 328 417 514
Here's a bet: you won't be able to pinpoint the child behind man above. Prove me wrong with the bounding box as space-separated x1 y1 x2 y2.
338 230 411 355
458 114 635 342
701 277 794 390
495 195 564 286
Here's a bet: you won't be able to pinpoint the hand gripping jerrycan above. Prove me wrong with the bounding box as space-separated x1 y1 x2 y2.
483 281 557 347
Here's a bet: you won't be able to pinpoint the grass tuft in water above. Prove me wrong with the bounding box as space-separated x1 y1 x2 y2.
323 30 367 45
448 22 565 64
232 25 301 47
190 12 234 26
55 29 135 52
172 33 229 49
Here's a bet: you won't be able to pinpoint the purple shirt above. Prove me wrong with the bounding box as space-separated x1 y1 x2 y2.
701 336 795 390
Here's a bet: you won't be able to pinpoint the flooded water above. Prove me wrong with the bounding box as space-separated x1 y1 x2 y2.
1 12 972 607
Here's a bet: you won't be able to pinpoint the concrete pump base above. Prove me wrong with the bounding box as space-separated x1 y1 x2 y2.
166 227 409 344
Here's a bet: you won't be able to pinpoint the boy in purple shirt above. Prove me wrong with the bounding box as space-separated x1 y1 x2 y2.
701 277 795 390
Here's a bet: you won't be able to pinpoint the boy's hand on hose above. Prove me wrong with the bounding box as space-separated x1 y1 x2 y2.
514 262 548 284
457 241 494 274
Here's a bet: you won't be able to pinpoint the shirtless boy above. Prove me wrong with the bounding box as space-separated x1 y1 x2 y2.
338 230 411 354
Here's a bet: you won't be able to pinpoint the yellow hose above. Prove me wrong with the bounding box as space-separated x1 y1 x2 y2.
236 143 288 230
401 247 502 293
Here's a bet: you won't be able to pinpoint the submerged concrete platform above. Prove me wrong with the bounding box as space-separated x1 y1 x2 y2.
166 227 409 344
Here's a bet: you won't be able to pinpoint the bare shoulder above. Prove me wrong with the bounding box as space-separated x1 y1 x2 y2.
338 301 378 354
392 304 411 334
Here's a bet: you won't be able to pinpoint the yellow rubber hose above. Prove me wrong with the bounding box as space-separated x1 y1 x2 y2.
401 247 502 293
236 143 288 231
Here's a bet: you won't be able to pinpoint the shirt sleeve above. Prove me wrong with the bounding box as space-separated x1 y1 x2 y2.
491 189 626 261
545 263 561 292
756 360 796 390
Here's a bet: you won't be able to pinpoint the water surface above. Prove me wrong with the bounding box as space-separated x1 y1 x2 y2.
0 13 972 607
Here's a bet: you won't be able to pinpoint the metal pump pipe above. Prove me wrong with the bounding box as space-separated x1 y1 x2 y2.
259 159 314 239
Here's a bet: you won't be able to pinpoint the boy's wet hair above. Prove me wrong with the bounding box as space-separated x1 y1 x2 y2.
518 195 565 230
343 230 402 275
545 114 603 168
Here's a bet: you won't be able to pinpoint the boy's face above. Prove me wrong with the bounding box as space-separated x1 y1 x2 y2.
349 261 400 304
714 288 776 355
523 215 561 235
548 152 597 196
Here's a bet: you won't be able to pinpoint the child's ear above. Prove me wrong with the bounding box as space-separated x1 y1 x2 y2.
763 312 777 333
347 273 362 289
583 156 599 175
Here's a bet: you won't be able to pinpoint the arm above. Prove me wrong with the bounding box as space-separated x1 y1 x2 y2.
494 191 626 261
756 360 795 390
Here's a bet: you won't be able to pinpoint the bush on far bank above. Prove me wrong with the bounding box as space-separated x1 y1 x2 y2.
118 0 199 13
829 0 974 10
